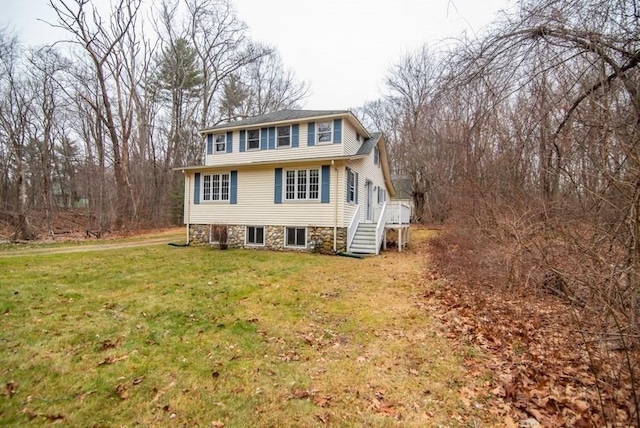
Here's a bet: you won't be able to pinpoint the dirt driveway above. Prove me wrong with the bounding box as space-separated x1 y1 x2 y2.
0 231 185 258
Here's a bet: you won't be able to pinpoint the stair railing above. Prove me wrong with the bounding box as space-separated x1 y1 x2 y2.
374 202 387 255
347 204 361 252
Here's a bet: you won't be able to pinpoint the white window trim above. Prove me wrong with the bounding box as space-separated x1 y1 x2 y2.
214 134 227 152
277 125 291 148
377 187 386 204
284 226 307 248
317 121 333 145
245 225 265 246
284 168 320 202
346 168 356 204
247 129 260 151
202 172 230 202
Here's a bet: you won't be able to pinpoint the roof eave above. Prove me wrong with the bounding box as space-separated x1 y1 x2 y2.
173 154 367 172
199 111 372 139
377 134 397 198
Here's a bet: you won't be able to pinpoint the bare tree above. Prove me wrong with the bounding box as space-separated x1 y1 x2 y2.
25 46 69 235
185 0 268 129
0 31 34 239
50 0 143 229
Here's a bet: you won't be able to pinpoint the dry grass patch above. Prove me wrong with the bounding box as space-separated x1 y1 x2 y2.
0 228 494 426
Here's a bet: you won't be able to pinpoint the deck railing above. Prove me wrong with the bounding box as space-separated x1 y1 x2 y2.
346 204 361 251
385 201 411 225
374 202 387 255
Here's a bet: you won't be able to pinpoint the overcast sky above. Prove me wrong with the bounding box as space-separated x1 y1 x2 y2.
1 0 513 110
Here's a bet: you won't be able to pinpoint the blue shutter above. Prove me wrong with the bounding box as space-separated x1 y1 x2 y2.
194 173 201 204
292 124 299 148
260 128 268 150
206 135 213 155
333 119 342 144
274 168 282 204
226 131 233 153
230 170 238 204
308 122 315 146
239 130 246 152
345 167 350 202
321 165 330 203
355 172 359 204
268 127 275 150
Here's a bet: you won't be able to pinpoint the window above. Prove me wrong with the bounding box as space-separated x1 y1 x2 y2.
277 126 291 147
346 168 356 203
215 134 226 152
285 227 306 248
377 187 386 204
246 226 264 245
317 121 332 144
247 129 260 150
285 168 320 201
202 173 230 201
374 147 380 166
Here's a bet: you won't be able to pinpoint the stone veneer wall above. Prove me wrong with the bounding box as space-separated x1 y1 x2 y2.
189 224 210 244
189 224 347 254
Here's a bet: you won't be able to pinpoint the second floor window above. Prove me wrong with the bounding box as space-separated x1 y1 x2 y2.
215 134 226 152
277 126 291 147
202 173 230 201
247 129 260 150
317 121 332 144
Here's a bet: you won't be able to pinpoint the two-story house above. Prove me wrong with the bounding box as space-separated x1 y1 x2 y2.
177 109 410 254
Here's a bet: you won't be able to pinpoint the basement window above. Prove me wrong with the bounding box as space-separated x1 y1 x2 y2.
246 226 264 246
285 227 306 248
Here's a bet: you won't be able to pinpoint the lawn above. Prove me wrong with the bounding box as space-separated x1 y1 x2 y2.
0 229 490 426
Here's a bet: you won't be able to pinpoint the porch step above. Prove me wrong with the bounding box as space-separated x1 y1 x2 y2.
350 223 379 254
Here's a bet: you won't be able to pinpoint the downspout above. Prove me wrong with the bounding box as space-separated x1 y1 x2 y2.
184 170 190 245
332 160 338 252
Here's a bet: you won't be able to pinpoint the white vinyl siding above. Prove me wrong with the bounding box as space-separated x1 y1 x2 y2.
188 163 347 227
204 122 344 166
343 141 389 223
342 121 363 155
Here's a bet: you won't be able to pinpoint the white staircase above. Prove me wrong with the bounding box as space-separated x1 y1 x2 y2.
349 223 378 254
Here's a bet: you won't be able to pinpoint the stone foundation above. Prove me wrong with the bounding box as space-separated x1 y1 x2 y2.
189 224 210 244
189 224 347 254
308 226 347 253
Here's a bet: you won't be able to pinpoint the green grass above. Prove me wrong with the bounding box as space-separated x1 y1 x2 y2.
0 231 491 426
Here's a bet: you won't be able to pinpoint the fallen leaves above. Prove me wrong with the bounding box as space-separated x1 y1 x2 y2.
98 338 121 351
287 387 332 408
423 244 639 427
5 381 18 398
97 350 137 366
22 409 64 421
115 375 145 400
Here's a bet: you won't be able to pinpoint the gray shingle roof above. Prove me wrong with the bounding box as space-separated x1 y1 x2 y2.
356 132 382 155
204 109 350 131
